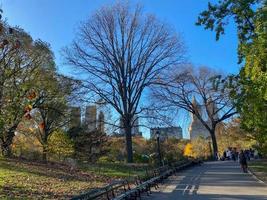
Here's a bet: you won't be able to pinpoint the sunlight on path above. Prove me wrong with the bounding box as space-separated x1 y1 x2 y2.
144 161 267 200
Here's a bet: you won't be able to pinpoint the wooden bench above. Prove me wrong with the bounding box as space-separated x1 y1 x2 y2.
73 160 198 200
113 165 177 200
71 180 130 200
113 176 160 200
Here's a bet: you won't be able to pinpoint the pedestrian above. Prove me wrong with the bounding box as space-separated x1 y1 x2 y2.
223 151 227 161
232 148 237 161
215 152 220 161
239 150 248 173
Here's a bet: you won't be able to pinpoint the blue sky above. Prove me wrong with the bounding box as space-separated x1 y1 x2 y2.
1 0 240 138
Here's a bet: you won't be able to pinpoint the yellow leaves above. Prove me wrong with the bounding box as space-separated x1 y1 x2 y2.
183 143 193 157
24 105 32 112
29 127 34 133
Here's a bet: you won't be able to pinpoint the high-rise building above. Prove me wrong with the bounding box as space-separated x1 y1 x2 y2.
85 105 97 132
69 107 81 128
188 97 212 140
150 126 183 140
97 111 105 133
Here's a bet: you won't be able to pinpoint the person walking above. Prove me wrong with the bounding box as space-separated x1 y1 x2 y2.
239 150 248 173
226 149 231 160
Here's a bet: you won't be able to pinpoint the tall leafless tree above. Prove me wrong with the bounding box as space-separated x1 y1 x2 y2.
152 67 237 157
63 2 185 162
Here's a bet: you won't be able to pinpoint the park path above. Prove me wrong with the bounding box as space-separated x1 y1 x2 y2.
144 161 267 200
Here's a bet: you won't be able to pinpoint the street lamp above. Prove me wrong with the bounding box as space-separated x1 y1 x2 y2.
156 130 162 166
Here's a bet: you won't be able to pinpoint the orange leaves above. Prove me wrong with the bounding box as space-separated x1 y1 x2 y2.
24 112 32 120
24 90 37 120
39 122 45 130
24 105 32 119
27 90 37 100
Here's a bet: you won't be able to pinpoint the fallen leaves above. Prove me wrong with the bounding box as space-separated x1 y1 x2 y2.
0 158 108 199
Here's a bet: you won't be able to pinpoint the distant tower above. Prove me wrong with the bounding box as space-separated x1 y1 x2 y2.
97 111 105 133
69 107 81 128
189 97 210 139
206 97 219 120
85 105 97 132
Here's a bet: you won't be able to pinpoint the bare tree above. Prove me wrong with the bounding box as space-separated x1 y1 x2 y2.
152 66 237 157
63 2 185 162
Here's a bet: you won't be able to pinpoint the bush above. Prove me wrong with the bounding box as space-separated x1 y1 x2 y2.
184 137 211 159
97 155 114 163
48 130 74 161
11 132 43 160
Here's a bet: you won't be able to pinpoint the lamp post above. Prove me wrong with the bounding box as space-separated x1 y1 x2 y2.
156 130 162 166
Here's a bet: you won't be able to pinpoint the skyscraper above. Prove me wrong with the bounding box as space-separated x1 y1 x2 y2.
150 127 183 140
188 97 210 139
85 105 97 132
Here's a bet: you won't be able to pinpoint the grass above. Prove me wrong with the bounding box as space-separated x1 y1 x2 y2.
0 158 110 199
80 162 151 180
249 159 267 182
0 158 151 199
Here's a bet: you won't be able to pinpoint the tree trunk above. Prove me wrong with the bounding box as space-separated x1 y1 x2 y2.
42 146 47 162
42 140 48 162
210 129 218 159
1 142 12 157
124 120 133 163
0 129 15 157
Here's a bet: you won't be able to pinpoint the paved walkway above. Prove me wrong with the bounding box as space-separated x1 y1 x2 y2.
144 161 267 200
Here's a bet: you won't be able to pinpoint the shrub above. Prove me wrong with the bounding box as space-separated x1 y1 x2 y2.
48 130 74 161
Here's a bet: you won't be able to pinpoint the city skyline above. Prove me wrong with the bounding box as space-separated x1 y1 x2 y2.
2 0 240 139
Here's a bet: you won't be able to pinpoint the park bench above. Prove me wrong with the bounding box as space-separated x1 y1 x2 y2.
113 164 181 200
71 180 131 200
73 160 198 200
113 176 160 200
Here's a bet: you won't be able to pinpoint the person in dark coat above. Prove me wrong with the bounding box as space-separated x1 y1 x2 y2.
239 150 248 173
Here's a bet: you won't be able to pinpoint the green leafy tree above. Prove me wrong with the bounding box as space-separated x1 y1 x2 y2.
216 119 256 154
72 126 107 162
236 3 267 154
48 129 74 161
0 18 55 156
31 71 76 162
196 0 261 62
197 0 267 155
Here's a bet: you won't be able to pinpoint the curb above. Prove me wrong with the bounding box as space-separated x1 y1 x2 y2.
248 168 267 185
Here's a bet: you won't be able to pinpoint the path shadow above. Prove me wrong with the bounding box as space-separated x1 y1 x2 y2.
143 161 267 200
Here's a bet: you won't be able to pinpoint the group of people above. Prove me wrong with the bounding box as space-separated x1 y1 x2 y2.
216 148 260 173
